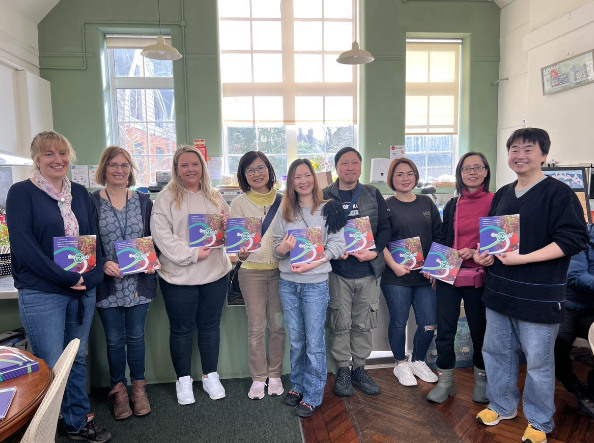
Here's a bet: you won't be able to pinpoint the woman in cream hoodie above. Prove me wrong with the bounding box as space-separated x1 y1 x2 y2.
151 145 231 405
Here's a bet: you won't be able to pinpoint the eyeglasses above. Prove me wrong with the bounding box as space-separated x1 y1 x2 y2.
107 163 131 171
460 166 486 173
394 172 416 180
245 165 268 176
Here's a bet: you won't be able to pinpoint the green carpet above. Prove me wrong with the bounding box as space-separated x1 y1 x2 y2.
55 376 302 443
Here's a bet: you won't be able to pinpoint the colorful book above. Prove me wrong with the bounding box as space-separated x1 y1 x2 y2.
289 227 326 265
421 242 463 285
114 237 161 275
0 346 40 382
226 217 262 253
479 215 520 255
344 216 375 253
188 214 225 248
53 235 97 274
388 237 424 270
0 386 17 421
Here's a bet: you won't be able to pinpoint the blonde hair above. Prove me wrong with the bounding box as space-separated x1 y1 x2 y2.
166 145 225 210
281 158 325 223
95 146 138 187
30 131 77 168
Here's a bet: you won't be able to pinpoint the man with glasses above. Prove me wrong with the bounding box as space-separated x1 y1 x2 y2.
323 147 392 396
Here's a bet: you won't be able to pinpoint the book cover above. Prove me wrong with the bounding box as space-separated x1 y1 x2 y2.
479 215 520 255
421 242 463 285
289 227 326 265
0 214 9 255
53 235 97 274
225 217 262 253
388 237 424 270
188 214 225 248
0 346 40 382
344 216 375 253
0 386 17 421
114 237 161 275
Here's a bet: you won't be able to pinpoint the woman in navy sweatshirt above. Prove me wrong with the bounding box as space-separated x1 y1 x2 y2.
6 131 111 442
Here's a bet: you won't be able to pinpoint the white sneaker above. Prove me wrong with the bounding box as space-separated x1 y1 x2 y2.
202 372 226 400
393 361 417 386
248 381 266 400
176 375 195 405
268 378 284 396
411 360 438 383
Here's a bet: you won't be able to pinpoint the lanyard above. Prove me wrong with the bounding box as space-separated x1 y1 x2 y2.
105 188 129 240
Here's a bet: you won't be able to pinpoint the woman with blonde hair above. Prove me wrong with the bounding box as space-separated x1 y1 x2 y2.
272 158 346 417
151 145 231 405
90 146 156 419
6 131 111 441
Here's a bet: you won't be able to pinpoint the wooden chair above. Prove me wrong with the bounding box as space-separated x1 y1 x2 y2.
19 338 80 443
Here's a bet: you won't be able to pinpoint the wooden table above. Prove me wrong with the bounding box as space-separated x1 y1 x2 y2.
0 351 53 441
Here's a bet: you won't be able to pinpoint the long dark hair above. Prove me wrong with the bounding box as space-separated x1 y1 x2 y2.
455 151 491 195
236 151 277 193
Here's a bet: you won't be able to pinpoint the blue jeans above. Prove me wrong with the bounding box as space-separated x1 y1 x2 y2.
97 303 150 387
18 288 96 434
279 278 329 407
483 308 559 433
381 283 436 362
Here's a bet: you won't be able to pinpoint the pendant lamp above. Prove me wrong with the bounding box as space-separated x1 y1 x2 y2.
336 5 373 65
141 0 182 61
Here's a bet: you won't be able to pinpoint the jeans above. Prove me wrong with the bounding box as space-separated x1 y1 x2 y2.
435 281 486 370
381 283 436 362
279 278 329 407
97 303 150 387
18 288 96 434
160 275 228 377
483 308 559 433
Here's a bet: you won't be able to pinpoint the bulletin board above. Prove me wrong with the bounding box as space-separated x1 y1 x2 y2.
542 166 591 223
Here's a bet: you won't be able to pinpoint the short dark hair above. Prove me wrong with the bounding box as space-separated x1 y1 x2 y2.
387 158 420 191
506 127 551 156
236 151 277 193
455 151 491 195
334 147 362 166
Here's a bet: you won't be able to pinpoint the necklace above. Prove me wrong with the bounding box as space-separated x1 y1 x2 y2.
105 188 129 240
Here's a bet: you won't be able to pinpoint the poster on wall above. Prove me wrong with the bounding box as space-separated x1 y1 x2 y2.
542 167 591 223
541 50 594 95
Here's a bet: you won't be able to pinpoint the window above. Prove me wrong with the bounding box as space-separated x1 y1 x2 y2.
219 0 357 177
106 36 177 186
405 40 461 182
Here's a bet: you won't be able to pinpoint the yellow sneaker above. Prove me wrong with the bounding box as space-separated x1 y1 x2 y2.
476 408 517 426
522 424 547 443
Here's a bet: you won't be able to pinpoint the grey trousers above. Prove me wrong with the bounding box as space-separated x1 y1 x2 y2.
326 273 381 368
238 267 286 381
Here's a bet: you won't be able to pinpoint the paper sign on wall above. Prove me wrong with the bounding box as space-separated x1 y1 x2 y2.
390 145 405 160
70 165 89 187
89 165 100 189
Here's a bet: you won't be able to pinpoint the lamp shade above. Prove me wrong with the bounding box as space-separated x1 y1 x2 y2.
141 36 182 60
336 42 374 65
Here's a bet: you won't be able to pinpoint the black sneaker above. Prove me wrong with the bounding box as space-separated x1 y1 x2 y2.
285 389 303 406
295 401 318 418
351 366 381 395
67 414 112 442
333 367 354 397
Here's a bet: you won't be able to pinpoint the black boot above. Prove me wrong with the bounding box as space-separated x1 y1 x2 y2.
334 367 354 397
351 366 380 395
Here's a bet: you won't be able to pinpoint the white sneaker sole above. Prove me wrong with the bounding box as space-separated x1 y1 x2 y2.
478 409 517 426
412 370 438 383
177 397 195 405
393 369 417 386
204 390 226 400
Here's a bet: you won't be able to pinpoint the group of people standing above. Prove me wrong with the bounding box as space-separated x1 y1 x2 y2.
5 127 589 443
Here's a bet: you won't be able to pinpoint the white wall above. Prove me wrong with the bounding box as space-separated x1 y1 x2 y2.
0 1 39 74
496 0 594 187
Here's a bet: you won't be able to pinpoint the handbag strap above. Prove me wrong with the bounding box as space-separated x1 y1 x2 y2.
344 183 363 220
453 196 460 250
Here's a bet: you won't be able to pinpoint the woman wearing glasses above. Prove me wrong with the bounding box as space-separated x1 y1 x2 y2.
426 152 493 404
90 146 156 420
229 151 285 400
382 158 442 387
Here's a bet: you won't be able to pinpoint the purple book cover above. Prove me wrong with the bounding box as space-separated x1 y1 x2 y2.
53 235 97 274
188 214 225 248
479 215 520 255
421 242 463 285
388 237 424 270
289 227 326 265
0 386 17 421
0 346 39 382
114 237 161 275
225 217 262 253
344 216 375 253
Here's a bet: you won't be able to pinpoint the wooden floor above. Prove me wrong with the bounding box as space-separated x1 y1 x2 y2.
301 360 594 443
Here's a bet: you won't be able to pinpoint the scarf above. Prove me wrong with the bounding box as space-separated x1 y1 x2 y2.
454 184 493 267
33 169 79 236
247 188 277 207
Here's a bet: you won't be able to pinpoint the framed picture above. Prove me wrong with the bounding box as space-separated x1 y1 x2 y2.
542 167 591 223
541 50 594 95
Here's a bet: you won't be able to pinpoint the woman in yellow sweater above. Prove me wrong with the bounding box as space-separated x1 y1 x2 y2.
230 151 284 400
